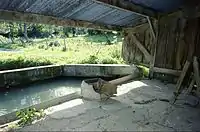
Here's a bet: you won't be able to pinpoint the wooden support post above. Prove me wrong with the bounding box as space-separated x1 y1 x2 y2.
148 18 157 79
173 60 191 103
149 42 157 78
132 34 152 62
193 56 200 92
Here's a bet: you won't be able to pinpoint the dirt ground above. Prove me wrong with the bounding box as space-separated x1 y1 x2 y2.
16 79 200 131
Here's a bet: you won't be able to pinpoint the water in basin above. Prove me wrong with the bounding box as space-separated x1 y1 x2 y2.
0 77 84 116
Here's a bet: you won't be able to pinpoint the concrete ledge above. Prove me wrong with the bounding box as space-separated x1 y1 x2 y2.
0 64 139 90
0 65 63 89
0 92 81 125
63 64 138 77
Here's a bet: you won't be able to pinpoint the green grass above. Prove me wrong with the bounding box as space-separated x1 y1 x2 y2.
0 35 125 71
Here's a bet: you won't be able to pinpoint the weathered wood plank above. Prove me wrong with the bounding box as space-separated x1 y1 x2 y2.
184 78 195 95
175 60 191 94
0 10 121 31
132 34 152 62
94 0 157 18
153 67 182 76
193 56 200 92
172 60 191 104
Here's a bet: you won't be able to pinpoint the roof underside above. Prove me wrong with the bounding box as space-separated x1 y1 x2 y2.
0 0 147 28
0 0 185 29
127 0 183 13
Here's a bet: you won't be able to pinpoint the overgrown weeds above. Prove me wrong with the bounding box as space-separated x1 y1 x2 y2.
16 108 45 127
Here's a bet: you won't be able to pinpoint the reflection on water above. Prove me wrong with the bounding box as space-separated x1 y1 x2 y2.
0 77 83 116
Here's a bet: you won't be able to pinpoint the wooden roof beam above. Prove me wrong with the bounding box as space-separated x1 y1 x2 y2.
94 0 158 18
0 10 122 32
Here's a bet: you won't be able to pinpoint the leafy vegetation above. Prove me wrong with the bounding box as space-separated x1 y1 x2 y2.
136 65 150 77
0 35 124 70
16 108 45 127
0 21 125 71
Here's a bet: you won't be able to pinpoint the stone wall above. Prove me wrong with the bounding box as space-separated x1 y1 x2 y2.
63 64 138 77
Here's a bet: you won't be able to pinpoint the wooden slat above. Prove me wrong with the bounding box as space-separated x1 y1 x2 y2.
193 56 200 92
152 67 182 76
94 0 157 18
0 10 121 31
132 34 152 62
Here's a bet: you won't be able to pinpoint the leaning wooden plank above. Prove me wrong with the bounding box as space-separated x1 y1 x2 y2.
109 74 135 85
171 60 191 104
184 78 195 95
175 60 191 94
132 34 152 62
153 67 182 76
193 56 200 92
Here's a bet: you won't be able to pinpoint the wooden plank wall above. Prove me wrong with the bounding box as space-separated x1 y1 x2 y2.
122 12 200 81
155 13 200 70
155 13 187 70
122 23 154 65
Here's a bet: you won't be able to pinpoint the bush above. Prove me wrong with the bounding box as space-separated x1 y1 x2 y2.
99 57 120 64
0 54 52 70
137 65 149 77
0 35 124 70
81 55 98 64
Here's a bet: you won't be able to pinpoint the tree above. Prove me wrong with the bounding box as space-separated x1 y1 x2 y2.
23 23 29 42
8 22 14 43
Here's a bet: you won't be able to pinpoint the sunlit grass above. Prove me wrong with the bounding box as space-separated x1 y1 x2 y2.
0 35 125 70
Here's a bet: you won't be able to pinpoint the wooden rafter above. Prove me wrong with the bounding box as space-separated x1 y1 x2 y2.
146 16 156 39
0 10 121 31
94 0 157 18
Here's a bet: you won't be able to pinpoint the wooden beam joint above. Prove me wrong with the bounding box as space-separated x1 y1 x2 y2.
146 16 156 39
94 0 157 18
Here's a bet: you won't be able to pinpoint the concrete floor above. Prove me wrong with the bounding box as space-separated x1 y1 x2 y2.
16 79 200 131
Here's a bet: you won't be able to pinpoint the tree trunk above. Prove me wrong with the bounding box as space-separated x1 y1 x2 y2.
23 23 29 42
18 23 23 35
9 22 14 43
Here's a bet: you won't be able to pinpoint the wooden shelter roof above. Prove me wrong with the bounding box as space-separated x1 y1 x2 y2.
0 0 192 31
